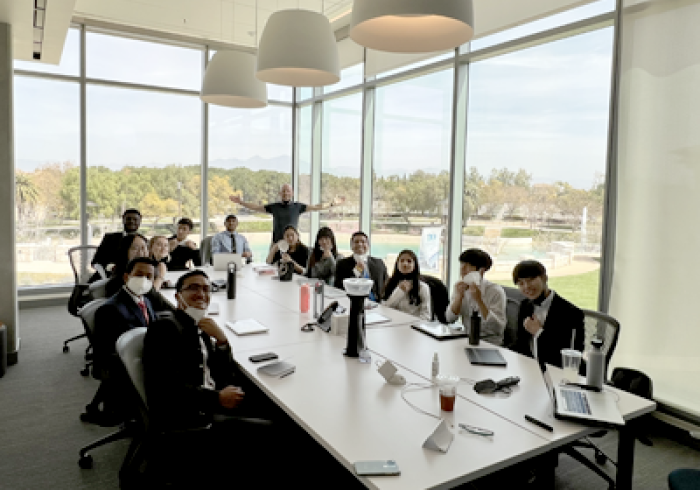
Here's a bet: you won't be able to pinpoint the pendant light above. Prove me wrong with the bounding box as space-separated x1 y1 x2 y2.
200 2 268 108
201 50 268 108
350 0 474 53
256 8 340 87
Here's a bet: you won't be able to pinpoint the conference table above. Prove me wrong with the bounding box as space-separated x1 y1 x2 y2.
161 265 656 489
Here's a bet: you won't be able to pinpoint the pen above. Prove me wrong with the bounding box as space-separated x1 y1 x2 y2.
280 370 295 379
525 415 554 432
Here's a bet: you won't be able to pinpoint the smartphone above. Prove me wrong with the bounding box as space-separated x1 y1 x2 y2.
208 303 220 315
354 460 400 476
249 352 279 363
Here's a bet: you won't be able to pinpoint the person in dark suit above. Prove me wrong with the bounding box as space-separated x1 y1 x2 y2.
104 234 174 314
91 208 142 275
143 271 274 483
91 257 157 424
508 260 584 370
334 231 388 302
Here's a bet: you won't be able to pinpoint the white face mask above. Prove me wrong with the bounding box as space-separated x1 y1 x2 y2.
127 276 152 296
462 271 482 286
177 293 208 324
278 240 290 253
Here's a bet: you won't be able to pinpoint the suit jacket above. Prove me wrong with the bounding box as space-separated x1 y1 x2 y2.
92 232 125 269
510 293 585 370
143 310 237 430
334 256 388 300
93 288 155 378
104 277 175 314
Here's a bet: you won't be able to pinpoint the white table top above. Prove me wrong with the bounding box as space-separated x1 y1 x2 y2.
366 327 657 443
235 336 553 490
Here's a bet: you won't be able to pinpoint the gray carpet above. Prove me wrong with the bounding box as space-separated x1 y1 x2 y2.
0 306 698 489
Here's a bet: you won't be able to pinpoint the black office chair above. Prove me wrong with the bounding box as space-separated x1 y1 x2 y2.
420 275 449 324
64 245 102 354
561 309 622 489
502 286 526 347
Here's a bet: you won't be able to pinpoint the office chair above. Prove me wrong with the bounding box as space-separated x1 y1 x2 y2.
502 286 526 347
64 245 101 354
114 328 211 488
77 298 109 415
419 275 449 324
561 309 622 489
200 236 213 266
71 278 111 377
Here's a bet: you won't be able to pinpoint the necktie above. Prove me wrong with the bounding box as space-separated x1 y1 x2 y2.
231 234 237 254
138 300 149 325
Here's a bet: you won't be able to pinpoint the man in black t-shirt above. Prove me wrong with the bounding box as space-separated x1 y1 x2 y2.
229 184 345 243
168 217 201 270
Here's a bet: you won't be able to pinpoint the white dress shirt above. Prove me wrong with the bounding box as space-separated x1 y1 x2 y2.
445 279 507 346
530 290 556 359
197 329 216 390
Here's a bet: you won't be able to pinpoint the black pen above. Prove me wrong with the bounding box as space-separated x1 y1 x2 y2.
525 415 554 432
280 370 295 379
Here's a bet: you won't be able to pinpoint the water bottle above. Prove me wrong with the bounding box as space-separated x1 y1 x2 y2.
227 262 236 300
300 284 311 313
313 281 324 319
469 309 481 346
586 338 605 390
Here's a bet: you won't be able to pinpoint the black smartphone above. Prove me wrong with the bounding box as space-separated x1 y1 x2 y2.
249 352 279 363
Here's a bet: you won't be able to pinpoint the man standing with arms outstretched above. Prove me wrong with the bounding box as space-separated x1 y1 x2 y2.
230 184 345 243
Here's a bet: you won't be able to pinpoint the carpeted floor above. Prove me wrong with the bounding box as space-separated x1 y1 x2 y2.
0 306 697 489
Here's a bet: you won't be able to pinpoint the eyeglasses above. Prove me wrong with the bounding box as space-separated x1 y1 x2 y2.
181 284 212 294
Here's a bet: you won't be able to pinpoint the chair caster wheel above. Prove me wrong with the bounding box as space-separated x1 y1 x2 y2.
78 454 93 469
63 345 69 353
80 367 90 377
595 453 607 465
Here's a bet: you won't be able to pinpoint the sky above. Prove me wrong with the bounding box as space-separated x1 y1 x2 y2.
13 0 614 191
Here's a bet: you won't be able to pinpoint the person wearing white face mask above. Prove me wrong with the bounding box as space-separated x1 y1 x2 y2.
92 257 158 425
334 231 388 302
445 248 507 346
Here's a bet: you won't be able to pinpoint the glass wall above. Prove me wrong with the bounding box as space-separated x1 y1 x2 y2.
86 86 202 241
321 93 363 256
373 69 454 279
208 104 293 260
297 105 313 245
464 28 614 309
13 77 80 286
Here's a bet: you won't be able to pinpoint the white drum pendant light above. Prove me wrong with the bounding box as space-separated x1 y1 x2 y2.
350 0 474 53
201 50 268 108
256 9 340 87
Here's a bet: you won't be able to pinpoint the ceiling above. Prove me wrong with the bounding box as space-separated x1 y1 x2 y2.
2 0 601 65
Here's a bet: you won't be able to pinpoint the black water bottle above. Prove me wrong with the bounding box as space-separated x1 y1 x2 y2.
469 309 481 346
227 262 236 299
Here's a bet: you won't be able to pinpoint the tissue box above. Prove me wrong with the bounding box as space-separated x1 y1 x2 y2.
331 312 349 336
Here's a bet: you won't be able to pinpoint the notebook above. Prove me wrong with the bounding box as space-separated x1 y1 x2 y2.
412 322 469 341
365 312 390 325
465 347 507 367
213 253 244 271
543 365 624 427
225 318 269 336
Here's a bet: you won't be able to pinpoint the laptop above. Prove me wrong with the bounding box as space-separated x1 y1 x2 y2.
413 322 469 341
213 253 244 272
543 364 624 427
225 318 269 336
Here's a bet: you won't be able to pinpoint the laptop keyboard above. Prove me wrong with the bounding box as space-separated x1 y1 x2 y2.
561 389 592 415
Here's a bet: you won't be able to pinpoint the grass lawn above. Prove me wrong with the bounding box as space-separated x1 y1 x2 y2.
491 270 600 311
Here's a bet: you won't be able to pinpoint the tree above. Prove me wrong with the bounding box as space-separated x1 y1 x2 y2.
15 172 38 221
139 191 178 226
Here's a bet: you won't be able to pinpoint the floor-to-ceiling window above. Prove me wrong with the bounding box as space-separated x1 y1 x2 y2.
321 93 363 255
296 105 313 245
373 68 454 280
464 28 614 309
85 32 203 247
13 27 81 286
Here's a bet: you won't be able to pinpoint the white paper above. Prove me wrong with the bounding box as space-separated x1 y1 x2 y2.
422 419 454 453
225 318 269 335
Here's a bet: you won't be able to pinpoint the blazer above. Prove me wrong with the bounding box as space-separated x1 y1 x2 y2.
509 292 585 370
143 310 237 430
104 277 175 314
334 256 388 300
92 231 125 269
93 288 155 378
